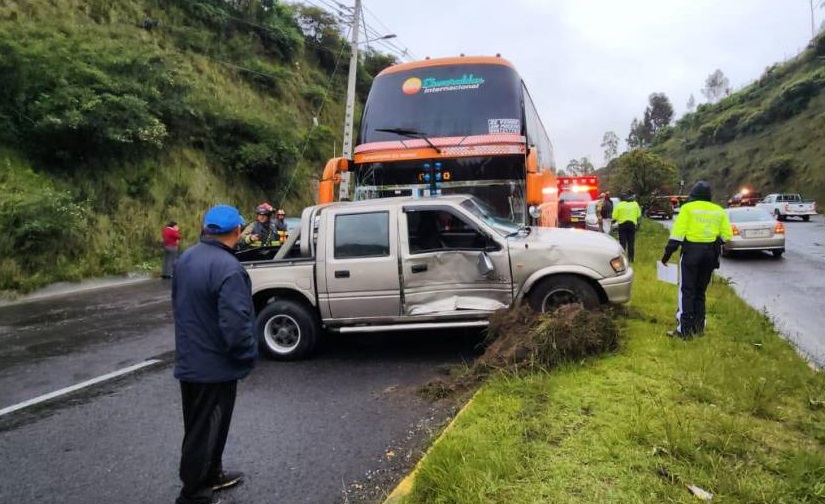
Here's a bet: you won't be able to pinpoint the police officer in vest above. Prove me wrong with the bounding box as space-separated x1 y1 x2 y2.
661 181 733 339
612 192 642 262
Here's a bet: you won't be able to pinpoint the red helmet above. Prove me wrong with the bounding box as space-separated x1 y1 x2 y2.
255 202 273 215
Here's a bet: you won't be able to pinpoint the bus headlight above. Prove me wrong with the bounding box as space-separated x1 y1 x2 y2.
528 205 541 219
610 256 626 273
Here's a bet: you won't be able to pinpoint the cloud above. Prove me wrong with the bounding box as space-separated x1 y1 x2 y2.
363 0 815 167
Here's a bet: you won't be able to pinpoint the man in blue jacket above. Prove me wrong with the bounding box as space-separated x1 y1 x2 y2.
172 204 258 504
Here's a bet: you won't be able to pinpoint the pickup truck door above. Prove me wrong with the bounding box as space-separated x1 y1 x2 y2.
321 209 401 319
401 207 512 316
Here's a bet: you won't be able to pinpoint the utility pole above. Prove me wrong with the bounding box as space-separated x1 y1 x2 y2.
339 0 361 201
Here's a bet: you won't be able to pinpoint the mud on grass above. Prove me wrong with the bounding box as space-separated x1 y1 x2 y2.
418 304 622 400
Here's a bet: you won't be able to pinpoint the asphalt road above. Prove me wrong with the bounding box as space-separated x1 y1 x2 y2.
661 213 825 367
0 281 483 504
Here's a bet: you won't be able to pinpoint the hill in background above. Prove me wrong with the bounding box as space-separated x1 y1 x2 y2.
0 0 394 293
655 34 825 204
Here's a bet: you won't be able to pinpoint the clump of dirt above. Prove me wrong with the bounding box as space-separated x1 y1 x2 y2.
418 304 621 400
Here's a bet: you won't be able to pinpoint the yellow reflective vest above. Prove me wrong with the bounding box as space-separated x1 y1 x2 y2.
670 200 733 243
612 200 641 225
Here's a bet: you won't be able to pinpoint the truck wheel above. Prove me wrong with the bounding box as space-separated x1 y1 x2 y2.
802 215 810 222
528 275 600 313
772 249 784 258
774 210 784 221
256 299 319 360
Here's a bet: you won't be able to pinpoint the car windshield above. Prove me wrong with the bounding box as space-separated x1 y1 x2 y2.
728 208 774 222
560 192 591 202
460 196 520 235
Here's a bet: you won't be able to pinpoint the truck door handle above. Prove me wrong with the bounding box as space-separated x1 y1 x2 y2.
411 264 428 273
334 270 350 278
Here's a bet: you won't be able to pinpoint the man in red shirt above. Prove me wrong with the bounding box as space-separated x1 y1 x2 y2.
162 220 182 279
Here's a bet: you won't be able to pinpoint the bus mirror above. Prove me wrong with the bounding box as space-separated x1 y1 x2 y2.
529 205 542 219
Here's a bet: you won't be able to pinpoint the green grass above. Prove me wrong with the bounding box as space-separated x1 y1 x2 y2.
392 223 825 504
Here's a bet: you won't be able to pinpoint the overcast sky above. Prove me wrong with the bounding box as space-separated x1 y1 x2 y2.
362 0 819 169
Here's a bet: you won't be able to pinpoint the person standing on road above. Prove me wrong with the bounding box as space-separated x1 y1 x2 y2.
660 181 733 339
172 204 258 504
612 192 641 262
162 220 181 279
599 191 614 233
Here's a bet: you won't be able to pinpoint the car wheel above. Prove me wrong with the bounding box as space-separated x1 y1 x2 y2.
802 215 810 222
773 210 784 221
256 299 320 360
528 274 600 312
772 249 784 258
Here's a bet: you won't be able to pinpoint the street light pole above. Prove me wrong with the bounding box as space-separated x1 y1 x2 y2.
338 0 361 200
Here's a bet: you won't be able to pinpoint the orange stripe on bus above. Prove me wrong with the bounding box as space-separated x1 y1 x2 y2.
378 56 515 76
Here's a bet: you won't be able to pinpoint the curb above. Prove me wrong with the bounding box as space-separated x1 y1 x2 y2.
382 388 483 504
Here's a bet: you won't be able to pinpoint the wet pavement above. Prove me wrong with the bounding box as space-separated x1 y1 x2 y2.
663 214 825 367
0 279 483 504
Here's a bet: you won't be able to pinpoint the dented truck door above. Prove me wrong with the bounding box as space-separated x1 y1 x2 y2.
400 206 512 316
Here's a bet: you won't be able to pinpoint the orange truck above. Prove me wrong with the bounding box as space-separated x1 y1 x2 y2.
318 55 559 227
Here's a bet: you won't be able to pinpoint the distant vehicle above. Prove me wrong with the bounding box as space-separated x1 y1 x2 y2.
724 207 785 258
668 195 690 214
558 191 592 228
727 190 762 207
755 193 817 221
645 196 674 219
556 175 600 201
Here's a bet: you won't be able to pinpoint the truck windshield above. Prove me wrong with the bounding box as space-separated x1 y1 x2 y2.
460 197 520 236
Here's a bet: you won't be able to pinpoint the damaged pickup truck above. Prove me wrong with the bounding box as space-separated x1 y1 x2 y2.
244 195 633 359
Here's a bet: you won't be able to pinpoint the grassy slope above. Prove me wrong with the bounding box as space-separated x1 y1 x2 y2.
394 225 825 503
0 0 343 294
656 37 825 205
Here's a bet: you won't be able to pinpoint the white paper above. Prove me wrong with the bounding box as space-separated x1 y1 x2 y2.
657 262 679 285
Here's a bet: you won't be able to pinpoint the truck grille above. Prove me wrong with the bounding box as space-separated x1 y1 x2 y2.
571 208 586 219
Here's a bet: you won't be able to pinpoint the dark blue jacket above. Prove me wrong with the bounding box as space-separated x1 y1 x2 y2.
172 238 257 383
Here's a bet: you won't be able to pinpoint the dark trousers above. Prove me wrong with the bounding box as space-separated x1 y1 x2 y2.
677 242 717 336
177 380 238 504
163 246 178 277
617 222 637 262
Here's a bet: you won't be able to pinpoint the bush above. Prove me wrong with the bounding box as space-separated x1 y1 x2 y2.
763 155 798 186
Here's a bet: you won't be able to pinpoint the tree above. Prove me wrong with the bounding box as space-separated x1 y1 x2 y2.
579 157 595 174
565 158 581 175
600 131 620 166
686 93 696 113
611 149 677 207
701 69 731 103
646 93 674 136
626 117 653 149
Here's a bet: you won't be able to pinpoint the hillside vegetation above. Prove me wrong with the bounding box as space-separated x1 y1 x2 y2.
655 34 825 204
0 0 392 293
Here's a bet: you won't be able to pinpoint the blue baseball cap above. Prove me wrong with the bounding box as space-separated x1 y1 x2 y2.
203 205 245 234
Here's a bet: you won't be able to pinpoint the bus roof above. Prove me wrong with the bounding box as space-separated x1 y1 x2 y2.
378 55 516 76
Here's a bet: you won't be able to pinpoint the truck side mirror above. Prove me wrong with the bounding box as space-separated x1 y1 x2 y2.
477 252 495 276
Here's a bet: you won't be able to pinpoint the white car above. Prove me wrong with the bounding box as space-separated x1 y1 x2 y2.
723 207 785 258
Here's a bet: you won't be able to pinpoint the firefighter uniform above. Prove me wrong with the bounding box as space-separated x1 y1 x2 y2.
612 195 642 262
661 181 733 338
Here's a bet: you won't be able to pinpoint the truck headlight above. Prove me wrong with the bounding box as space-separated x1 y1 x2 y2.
610 256 626 273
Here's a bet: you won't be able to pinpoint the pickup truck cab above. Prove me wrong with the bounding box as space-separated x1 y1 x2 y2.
755 193 817 221
244 195 633 360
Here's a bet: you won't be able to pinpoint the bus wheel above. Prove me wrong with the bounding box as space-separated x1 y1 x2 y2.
528 275 600 313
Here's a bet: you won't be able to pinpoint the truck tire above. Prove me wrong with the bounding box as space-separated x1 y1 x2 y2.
802 215 810 222
256 299 319 360
528 275 600 313
772 249 784 258
774 209 785 221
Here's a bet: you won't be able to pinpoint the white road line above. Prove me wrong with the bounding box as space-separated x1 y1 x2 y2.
0 359 162 418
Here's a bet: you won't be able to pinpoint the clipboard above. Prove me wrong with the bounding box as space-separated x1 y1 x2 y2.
657 262 679 285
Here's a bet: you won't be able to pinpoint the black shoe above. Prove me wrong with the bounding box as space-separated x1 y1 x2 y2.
211 470 244 492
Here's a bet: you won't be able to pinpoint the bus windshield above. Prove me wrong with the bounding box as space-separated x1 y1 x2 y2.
359 63 522 143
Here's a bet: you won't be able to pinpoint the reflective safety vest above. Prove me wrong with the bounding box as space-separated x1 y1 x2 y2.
612 201 641 225
670 200 733 243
